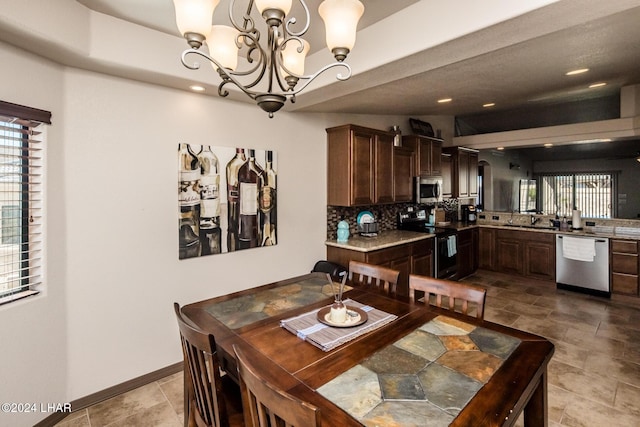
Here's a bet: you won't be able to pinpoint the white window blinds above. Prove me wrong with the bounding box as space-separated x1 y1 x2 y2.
0 101 51 305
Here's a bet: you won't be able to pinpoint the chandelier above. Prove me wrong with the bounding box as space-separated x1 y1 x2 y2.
173 0 365 117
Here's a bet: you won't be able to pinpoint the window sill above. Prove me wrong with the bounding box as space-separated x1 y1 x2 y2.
0 290 40 306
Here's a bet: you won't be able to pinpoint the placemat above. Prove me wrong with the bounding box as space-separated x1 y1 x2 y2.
280 299 397 352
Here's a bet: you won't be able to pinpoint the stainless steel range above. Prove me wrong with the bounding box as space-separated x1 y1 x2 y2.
397 209 458 279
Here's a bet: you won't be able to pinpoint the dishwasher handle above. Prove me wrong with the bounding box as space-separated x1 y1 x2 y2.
556 236 607 243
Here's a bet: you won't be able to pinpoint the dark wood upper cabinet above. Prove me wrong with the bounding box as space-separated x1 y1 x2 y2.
443 147 479 198
393 146 415 202
327 124 395 206
402 135 443 177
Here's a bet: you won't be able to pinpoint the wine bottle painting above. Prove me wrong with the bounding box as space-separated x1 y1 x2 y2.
178 144 277 259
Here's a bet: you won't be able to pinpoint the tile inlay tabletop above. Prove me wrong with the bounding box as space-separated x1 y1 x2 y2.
317 316 521 426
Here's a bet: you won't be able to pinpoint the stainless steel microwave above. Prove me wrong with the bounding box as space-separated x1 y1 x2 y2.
415 176 443 204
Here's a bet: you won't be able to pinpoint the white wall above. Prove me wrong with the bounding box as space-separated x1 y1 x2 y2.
0 40 432 425
0 42 68 426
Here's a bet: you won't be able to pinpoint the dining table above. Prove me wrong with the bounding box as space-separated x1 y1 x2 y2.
181 272 554 426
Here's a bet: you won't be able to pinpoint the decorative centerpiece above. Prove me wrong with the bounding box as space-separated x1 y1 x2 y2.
317 273 367 327
326 272 346 322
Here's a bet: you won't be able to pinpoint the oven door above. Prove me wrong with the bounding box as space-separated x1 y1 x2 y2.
436 233 457 278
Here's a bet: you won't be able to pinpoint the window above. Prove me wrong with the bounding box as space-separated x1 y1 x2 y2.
537 172 615 218
518 179 537 213
0 101 51 305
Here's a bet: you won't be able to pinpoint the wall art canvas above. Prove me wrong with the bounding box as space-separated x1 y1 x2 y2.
178 144 277 259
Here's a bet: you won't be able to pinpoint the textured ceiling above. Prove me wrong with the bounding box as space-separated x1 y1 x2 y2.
73 0 640 119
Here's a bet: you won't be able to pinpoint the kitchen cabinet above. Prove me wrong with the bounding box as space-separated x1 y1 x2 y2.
478 227 496 270
496 231 525 275
402 135 443 176
443 147 479 198
327 124 394 206
393 146 415 202
327 238 434 296
490 228 555 281
441 154 452 199
610 239 639 296
456 228 479 279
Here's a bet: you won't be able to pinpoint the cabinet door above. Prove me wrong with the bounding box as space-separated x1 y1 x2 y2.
390 257 411 296
431 141 442 176
525 241 555 280
478 228 496 270
412 239 434 278
458 150 470 198
496 238 524 275
374 133 394 203
417 139 431 176
393 147 415 202
351 130 374 205
441 154 452 198
468 152 478 197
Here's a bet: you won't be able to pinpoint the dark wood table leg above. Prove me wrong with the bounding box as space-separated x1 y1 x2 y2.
524 370 548 427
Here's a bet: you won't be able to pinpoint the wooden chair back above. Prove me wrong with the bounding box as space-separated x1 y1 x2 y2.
174 303 233 427
234 346 320 427
348 261 400 296
408 275 487 319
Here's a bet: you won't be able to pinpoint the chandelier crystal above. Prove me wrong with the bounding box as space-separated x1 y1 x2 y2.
173 0 364 117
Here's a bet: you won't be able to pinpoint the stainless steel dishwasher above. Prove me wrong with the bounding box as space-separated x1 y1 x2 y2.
556 234 610 297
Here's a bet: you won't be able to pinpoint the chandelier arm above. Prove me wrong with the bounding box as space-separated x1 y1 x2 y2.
181 49 259 99
285 61 354 96
284 0 311 38
229 0 257 34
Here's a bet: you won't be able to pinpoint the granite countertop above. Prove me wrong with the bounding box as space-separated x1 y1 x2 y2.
325 223 640 254
478 223 640 240
325 230 434 252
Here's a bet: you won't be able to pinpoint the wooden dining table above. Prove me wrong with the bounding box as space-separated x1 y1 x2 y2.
181 273 554 426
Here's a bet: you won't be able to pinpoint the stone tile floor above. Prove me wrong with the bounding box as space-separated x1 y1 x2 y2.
56 270 640 427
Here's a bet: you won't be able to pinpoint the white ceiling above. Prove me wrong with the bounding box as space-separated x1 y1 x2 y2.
71 0 640 119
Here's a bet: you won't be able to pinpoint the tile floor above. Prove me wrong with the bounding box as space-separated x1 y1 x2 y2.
55 270 640 427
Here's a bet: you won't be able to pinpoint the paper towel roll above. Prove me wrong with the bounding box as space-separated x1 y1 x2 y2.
572 210 582 229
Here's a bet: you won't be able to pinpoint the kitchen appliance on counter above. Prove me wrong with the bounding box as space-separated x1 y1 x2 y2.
397 209 458 279
461 204 477 223
414 176 443 204
556 234 610 297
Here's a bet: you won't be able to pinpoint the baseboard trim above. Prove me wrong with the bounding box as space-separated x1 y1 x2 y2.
34 361 183 427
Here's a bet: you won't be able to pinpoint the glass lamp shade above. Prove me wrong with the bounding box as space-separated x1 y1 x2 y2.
254 0 292 14
207 25 240 70
281 39 310 76
173 0 219 37
319 0 364 52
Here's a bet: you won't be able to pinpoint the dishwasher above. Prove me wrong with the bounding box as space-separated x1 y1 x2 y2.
556 234 610 297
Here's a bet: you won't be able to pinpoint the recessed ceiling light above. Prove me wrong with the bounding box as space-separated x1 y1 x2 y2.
189 85 205 92
496 147 504 150
543 143 553 148
589 82 607 88
483 103 495 108
565 68 589 76
437 98 452 103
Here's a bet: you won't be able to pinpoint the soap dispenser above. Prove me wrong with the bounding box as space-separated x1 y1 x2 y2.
337 217 350 243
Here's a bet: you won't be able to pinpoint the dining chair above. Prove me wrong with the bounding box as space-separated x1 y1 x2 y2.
408 274 487 319
174 303 244 427
348 260 401 296
234 345 321 427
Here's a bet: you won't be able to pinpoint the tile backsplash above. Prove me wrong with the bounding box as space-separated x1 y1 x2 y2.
327 200 460 239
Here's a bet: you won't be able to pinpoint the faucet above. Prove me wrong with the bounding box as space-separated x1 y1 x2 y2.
531 215 541 226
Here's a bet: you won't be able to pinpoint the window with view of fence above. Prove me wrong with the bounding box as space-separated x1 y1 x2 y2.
537 173 615 218
0 100 50 305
